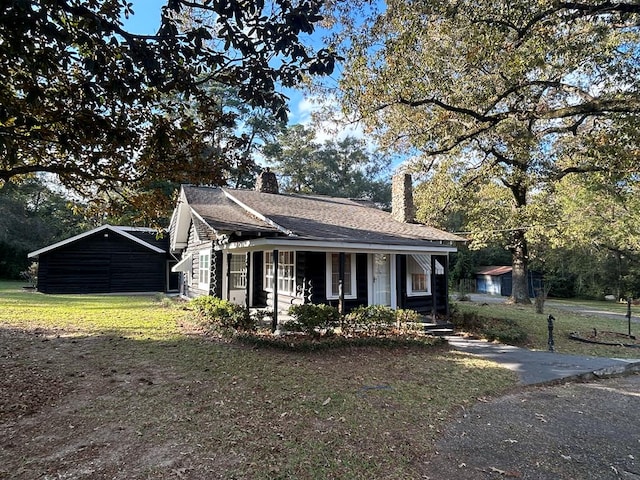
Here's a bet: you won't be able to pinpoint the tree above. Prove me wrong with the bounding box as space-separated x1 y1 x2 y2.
92 83 287 227
331 0 640 303
545 165 640 299
262 124 391 205
0 177 86 278
1 0 336 219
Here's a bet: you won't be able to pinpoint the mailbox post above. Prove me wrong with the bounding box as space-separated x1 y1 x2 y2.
547 314 555 352
627 298 632 338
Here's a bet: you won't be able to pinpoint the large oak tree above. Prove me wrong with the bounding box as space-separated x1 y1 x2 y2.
1 0 335 218
332 0 640 303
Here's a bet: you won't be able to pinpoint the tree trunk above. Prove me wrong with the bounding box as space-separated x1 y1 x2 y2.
510 229 531 304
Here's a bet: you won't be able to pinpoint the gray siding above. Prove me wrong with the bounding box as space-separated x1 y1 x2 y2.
182 223 214 298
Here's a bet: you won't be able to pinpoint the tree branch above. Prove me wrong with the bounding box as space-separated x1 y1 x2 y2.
0 163 126 184
398 96 505 124
535 98 640 119
553 164 608 181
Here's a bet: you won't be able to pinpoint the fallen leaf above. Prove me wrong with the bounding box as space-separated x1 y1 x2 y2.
322 397 331 406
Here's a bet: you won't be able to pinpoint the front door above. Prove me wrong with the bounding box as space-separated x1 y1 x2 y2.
372 253 391 306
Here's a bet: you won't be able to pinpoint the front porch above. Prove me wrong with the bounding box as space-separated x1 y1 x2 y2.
214 241 453 331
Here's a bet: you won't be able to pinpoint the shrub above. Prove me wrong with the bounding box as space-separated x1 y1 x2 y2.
451 310 528 345
20 262 38 287
394 308 423 333
344 305 396 336
483 318 528 344
394 308 421 324
190 296 255 333
285 303 340 336
451 311 483 330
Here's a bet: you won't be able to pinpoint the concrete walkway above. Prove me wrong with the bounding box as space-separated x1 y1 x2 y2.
446 335 640 385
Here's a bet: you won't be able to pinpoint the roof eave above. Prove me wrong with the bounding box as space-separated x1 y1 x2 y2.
217 237 458 254
28 225 165 258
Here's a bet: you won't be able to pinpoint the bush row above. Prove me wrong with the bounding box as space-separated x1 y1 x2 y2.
190 296 426 338
283 304 425 337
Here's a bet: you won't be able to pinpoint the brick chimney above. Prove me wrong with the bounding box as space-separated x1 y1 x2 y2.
255 168 279 194
391 172 415 223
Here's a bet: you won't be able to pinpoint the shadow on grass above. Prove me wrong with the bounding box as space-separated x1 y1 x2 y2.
0 323 516 480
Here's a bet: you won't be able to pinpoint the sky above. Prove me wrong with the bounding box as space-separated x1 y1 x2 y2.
122 0 361 140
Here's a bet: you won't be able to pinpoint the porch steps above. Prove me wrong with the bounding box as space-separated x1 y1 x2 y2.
420 322 455 336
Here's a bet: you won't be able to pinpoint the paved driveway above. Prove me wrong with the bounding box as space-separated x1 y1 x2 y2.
425 373 640 479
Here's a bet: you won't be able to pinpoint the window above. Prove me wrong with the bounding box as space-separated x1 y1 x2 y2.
229 254 247 289
326 253 357 299
407 254 431 296
265 252 274 290
277 251 295 293
198 250 210 290
264 251 295 294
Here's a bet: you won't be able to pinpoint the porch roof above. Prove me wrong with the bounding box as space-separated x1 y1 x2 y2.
219 236 458 255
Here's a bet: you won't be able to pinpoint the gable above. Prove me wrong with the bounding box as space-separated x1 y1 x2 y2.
184 186 277 235
28 225 165 258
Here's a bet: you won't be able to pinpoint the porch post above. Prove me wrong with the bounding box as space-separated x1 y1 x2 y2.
226 253 232 301
271 249 279 332
431 255 437 320
338 252 345 315
444 255 450 320
245 252 251 311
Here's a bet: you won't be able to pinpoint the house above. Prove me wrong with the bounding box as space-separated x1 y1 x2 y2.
475 266 543 297
169 172 465 327
28 225 179 294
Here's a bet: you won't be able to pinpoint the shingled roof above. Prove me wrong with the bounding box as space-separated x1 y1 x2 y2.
181 185 464 247
183 185 278 236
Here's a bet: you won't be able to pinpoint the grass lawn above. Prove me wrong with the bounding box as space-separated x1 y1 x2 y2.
0 281 516 479
455 297 640 359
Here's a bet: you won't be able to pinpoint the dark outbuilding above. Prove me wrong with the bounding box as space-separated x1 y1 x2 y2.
28 225 179 294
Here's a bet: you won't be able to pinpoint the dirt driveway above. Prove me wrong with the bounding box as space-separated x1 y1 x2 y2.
425 373 640 479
